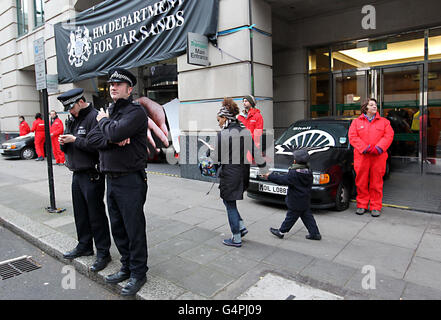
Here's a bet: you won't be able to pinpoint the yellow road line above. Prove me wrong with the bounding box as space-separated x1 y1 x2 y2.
350 199 410 210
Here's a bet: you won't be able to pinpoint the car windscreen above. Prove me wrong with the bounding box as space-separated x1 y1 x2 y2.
7 132 34 142
275 121 350 153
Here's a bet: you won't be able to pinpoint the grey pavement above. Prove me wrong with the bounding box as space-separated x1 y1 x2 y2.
1 157 441 300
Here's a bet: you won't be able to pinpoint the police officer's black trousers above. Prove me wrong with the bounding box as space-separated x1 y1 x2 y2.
106 172 148 279
72 172 111 257
279 208 320 236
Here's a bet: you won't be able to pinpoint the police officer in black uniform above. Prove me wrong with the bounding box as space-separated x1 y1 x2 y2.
88 68 149 296
57 88 112 273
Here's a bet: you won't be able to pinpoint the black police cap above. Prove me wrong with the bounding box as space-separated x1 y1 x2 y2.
107 68 137 87
57 88 84 111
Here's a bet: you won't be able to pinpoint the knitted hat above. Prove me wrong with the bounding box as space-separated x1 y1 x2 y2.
243 95 256 108
293 149 310 164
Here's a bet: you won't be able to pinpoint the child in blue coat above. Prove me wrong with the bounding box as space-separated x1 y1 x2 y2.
261 149 321 240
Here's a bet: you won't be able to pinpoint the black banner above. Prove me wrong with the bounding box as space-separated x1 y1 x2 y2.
54 0 219 84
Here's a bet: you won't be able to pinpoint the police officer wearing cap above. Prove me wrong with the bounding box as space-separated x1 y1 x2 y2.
88 68 149 296
57 88 112 273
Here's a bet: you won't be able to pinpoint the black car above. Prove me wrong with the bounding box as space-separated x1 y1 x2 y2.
0 133 36 160
247 117 391 211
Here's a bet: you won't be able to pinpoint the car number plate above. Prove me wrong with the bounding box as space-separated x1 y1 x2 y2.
259 183 288 195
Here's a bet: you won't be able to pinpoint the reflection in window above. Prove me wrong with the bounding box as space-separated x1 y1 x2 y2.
429 27 441 61
308 47 330 74
427 62 441 162
16 0 28 36
34 0 44 28
335 71 367 116
383 65 422 158
310 74 330 118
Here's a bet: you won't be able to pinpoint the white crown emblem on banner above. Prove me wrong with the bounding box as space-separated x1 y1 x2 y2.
67 26 92 68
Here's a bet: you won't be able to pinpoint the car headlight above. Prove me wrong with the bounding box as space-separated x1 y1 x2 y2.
313 173 330 185
250 167 259 179
9 142 25 149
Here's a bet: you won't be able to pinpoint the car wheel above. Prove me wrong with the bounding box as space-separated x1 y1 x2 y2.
334 182 350 211
21 147 36 160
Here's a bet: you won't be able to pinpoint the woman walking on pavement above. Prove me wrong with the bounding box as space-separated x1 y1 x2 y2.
348 98 394 217
211 98 266 247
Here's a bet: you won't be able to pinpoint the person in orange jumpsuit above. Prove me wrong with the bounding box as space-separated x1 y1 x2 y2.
18 116 30 136
50 110 65 165
349 98 394 217
237 95 264 148
31 113 45 161
237 95 264 163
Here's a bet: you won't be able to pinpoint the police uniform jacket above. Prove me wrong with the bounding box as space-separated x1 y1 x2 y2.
88 96 148 173
61 104 100 172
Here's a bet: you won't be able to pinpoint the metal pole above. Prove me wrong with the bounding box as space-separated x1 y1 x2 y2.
42 87 57 211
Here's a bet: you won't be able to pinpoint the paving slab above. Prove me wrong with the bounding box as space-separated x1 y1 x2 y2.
404 256 441 290
356 219 426 249
333 238 415 279
345 269 407 300
299 258 358 288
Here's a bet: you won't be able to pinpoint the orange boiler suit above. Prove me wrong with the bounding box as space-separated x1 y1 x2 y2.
348 112 394 211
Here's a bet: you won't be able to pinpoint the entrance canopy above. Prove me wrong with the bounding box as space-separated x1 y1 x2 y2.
54 0 219 84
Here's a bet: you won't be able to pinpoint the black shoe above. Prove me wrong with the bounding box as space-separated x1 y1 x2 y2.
105 270 131 284
270 227 284 239
121 277 147 296
355 208 366 215
63 247 94 260
240 228 248 238
306 234 322 241
90 255 111 272
35 157 44 161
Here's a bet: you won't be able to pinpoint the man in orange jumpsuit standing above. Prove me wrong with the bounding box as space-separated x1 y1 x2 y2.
31 113 45 161
50 110 65 165
237 95 264 148
18 116 30 136
349 98 394 217
237 95 264 163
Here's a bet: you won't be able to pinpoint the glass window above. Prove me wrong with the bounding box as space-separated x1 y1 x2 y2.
16 0 28 36
334 71 367 116
142 58 178 105
34 0 44 28
310 73 330 118
332 31 425 69
429 27 441 61
383 65 422 158
427 61 441 163
308 47 330 74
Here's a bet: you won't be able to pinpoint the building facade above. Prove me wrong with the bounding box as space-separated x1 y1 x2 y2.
1 0 441 178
